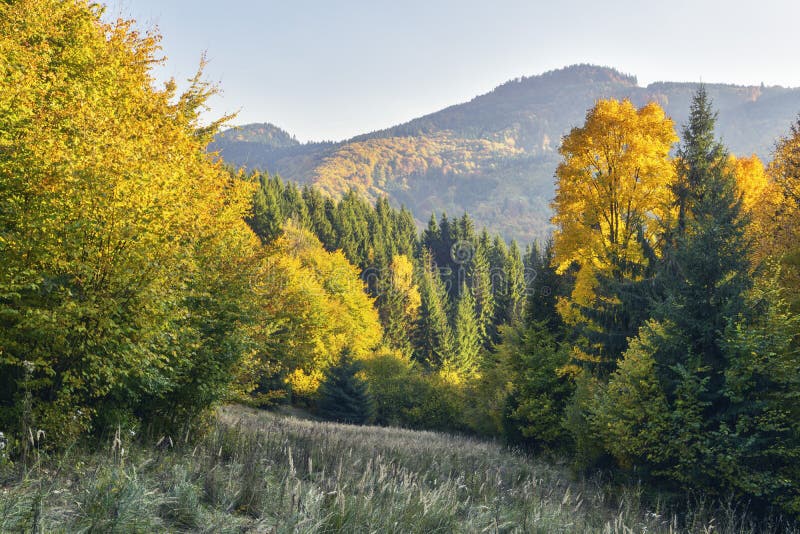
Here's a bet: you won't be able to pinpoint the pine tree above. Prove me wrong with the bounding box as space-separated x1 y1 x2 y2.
316 350 375 425
376 255 421 356
598 88 756 497
303 185 336 247
496 319 574 451
281 181 311 227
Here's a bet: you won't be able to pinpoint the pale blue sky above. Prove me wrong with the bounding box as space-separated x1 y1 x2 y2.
105 0 800 142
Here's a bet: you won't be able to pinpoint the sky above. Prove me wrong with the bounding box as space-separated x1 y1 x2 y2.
104 0 800 143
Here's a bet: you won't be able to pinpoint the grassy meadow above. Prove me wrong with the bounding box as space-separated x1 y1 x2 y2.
0 405 793 533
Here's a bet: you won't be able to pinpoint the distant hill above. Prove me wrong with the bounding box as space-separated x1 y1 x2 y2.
211 65 800 243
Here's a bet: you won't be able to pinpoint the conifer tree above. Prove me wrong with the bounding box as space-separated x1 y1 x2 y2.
656 87 751 406
451 281 482 378
469 235 496 345
597 88 757 497
303 185 336 247
524 240 565 335
496 320 574 451
247 174 284 243
497 239 526 329
376 255 421 355
281 181 311 227
414 250 455 368
316 350 375 425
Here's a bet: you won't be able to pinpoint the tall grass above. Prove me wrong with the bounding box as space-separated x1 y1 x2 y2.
0 405 794 533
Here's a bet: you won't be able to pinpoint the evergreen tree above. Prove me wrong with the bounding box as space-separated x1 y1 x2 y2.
414 250 455 368
524 240 564 335
489 236 510 327
470 233 496 345
498 239 526 329
303 185 336 247
281 181 311 227
596 88 756 499
421 213 440 258
451 281 482 378
394 206 418 258
719 278 800 515
376 255 421 356
497 320 574 451
247 173 284 243
316 350 375 425
656 87 751 407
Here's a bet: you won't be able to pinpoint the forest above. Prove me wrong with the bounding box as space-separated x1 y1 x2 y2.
1 0 800 530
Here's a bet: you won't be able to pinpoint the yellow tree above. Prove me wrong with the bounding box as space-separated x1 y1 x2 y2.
728 154 768 214
752 121 800 309
258 224 383 400
552 99 677 370
0 0 263 438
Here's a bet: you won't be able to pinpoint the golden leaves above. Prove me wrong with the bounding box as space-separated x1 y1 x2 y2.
552 99 678 277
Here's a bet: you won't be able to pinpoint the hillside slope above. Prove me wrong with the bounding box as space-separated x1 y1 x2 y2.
3 405 787 532
212 65 800 242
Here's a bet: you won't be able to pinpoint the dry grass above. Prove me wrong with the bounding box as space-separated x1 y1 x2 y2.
0 405 794 533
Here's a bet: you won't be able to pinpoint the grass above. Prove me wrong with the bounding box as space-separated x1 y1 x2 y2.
0 405 795 533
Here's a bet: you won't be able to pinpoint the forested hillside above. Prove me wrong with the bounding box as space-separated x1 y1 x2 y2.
212 65 800 242
3 1 800 531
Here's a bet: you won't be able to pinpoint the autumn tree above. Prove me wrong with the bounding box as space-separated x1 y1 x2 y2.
256 224 383 401
754 119 800 310
551 99 677 372
0 0 266 439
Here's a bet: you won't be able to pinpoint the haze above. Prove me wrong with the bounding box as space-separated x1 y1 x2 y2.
105 0 800 142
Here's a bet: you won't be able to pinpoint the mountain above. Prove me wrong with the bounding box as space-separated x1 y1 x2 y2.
211 65 800 243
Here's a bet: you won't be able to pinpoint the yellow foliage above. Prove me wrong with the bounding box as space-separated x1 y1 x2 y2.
390 254 421 319
552 99 678 276
0 0 263 434
286 368 324 398
551 99 677 342
312 134 522 201
728 154 768 213
257 224 383 397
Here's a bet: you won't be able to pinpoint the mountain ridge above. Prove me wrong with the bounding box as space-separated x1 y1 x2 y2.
212 64 800 242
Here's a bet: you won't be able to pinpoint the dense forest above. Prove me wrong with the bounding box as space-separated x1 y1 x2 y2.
2 0 800 527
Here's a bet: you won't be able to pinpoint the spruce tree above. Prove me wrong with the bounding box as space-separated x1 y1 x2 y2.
599 88 755 495
469 235 496 346
316 350 375 425
451 281 482 378
303 185 336 247
523 240 564 335
656 87 751 407
414 250 455 368
281 181 311 227
502 240 526 327
247 173 284 243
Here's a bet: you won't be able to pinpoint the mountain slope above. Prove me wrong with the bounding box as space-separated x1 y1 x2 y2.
211 65 800 242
